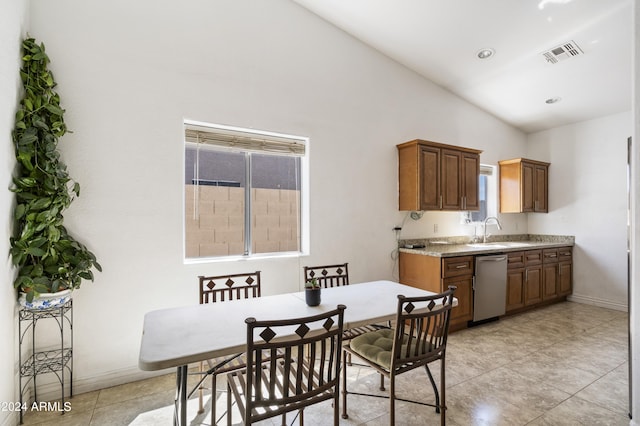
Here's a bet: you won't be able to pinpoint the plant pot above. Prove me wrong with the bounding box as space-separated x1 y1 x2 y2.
305 288 321 306
18 289 72 310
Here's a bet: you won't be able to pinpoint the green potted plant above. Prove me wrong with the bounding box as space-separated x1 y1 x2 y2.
304 278 321 306
9 37 101 309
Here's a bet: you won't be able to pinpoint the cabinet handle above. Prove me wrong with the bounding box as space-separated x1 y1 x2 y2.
455 264 467 269
439 195 443 209
525 269 528 282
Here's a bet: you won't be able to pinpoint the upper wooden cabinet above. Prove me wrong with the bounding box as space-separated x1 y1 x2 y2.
397 139 482 211
499 158 550 213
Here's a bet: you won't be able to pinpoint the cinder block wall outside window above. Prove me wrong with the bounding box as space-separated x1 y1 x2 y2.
185 185 300 257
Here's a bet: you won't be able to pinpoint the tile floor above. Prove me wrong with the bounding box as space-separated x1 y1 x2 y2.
21 301 629 425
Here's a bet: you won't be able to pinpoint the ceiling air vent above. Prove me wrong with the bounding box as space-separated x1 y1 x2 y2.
541 40 583 64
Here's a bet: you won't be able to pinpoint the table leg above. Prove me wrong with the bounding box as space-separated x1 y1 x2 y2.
174 365 188 426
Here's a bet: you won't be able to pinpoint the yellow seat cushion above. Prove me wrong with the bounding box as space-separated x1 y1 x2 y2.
349 329 431 370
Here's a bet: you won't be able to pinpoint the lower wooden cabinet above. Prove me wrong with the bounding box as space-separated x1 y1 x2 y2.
524 264 543 306
443 275 473 326
398 252 473 330
558 247 573 296
507 247 572 314
506 268 525 311
401 246 573 328
542 248 559 300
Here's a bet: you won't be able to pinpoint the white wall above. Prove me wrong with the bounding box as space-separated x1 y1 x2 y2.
0 0 28 424
25 0 527 393
527 112 631 310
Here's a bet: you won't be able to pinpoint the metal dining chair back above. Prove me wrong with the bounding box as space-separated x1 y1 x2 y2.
303 263 349 288
195 271 261 424
342 286 456 426
199 271 261 304
227 305 346 425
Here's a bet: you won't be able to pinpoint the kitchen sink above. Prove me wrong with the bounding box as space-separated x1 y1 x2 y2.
467 243 508 249
466 242 533 249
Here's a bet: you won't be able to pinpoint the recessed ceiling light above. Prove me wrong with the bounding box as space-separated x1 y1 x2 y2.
477 48 495 59
545 97 561 104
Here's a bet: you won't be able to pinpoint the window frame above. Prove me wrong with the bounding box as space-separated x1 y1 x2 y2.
183 120 309 262
462 164 497 224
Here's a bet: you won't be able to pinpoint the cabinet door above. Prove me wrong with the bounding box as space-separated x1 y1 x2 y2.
521 162 535 212
524 265 542 305
558 261 572 295
534 164 548 212
462 152 480 211
441 149 462 210
542 263 558 300
419 145 441 210
444 275 473 325
506 268 525 312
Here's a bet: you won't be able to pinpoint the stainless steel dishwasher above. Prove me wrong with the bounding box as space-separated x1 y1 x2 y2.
473 253 508 323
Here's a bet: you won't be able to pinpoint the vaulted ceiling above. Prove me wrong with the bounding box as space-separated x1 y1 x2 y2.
293 0 633 133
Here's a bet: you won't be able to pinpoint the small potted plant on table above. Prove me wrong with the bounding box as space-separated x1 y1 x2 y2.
304 278 321 306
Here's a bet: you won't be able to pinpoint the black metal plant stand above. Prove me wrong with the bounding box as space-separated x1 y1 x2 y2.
18 300 73 424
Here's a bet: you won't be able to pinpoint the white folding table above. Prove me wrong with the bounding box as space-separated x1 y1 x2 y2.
138 280 454 425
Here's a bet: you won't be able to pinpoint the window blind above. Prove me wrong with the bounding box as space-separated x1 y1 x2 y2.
185 126 305 156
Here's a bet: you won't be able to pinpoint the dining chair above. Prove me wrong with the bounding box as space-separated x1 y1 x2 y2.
303 263 350 288
226 304 346 425
303 263 387 363
341 286 456 426
194 271 261 425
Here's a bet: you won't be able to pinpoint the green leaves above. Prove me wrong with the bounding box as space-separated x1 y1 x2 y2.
10 37 101 300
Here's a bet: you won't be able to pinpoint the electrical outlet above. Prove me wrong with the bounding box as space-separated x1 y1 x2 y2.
434 224 438 233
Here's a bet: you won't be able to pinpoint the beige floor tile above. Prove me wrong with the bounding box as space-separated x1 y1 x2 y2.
19 410 94 426
528 395 629 426
94 373 176 408
19 301 630 426
574 362 629 417
91 389 175 425
21 391 99 425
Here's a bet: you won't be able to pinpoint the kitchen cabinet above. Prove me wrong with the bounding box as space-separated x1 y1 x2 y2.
542 248 559 300
507 247 572 314
507 249 543 311
398 252 473 331
397 139 482 211
523 250 543 306
499 158 550 213
506 251 525 312
558 247 573 296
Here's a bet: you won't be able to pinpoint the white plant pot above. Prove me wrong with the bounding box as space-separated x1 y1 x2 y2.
18 289 72 310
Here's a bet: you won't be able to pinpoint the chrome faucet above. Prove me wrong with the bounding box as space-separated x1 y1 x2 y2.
483 216 502 243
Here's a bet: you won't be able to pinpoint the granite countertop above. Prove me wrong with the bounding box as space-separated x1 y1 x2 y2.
398 234 574 258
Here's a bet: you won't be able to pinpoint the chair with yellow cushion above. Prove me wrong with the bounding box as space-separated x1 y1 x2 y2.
341 286 456 426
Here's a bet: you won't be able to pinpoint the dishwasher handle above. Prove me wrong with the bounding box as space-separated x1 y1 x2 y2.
476 255 507 262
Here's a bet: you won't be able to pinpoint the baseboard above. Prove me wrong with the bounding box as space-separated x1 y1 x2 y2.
567 293 628 312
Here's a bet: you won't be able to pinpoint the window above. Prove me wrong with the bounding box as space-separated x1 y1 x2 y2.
462 164 497 223
184 121 307 259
